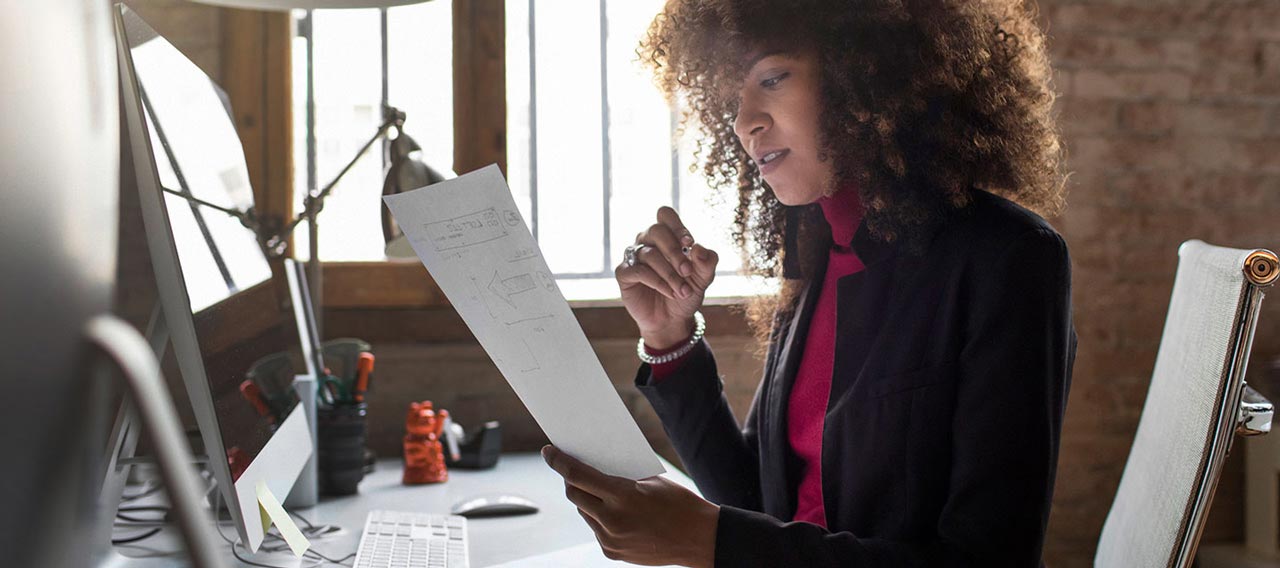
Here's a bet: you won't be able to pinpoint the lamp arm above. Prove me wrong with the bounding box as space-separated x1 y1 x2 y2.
160 186 256 227
158 106 408 262
281 111 402 238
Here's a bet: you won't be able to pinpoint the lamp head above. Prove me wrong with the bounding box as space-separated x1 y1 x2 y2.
382 129 447 258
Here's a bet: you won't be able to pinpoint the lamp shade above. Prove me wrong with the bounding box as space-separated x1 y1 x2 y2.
381 131 448 259
185 0 429 10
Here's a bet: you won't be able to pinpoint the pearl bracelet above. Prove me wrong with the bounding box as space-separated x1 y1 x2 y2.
637 311 706 365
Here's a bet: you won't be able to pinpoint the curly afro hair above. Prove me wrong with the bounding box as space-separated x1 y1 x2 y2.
639 0 1067 336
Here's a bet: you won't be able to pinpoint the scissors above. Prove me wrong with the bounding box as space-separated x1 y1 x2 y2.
317 374 351 406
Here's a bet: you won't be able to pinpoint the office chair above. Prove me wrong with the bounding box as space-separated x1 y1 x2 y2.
1096 240 1279 568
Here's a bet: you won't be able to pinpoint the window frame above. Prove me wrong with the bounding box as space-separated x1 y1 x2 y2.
262 0 754 311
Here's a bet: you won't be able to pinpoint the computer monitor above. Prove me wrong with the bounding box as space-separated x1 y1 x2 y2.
116 5 313 553
1 3 120 567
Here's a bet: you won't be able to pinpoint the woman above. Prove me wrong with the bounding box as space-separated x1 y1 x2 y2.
542 0 1076 566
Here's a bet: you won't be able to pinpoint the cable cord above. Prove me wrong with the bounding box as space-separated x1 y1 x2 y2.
210 488 354 567
111 470 352 565
112 528 162 545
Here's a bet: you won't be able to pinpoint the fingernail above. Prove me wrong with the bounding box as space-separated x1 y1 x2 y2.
681 234 694 246
681 283 693 297
680 262 692 276
541 445 553 460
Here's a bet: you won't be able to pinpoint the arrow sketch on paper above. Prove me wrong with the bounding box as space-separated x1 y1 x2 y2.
382 165 664 480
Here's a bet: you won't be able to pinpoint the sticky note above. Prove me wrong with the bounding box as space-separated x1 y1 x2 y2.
256 479 311 557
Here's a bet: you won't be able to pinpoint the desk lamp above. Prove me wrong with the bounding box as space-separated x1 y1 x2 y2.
175 0 446 325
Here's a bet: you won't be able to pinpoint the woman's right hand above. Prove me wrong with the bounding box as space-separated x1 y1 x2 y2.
615 206 719 350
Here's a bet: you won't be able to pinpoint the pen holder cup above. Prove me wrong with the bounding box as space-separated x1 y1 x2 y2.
316 402 367 496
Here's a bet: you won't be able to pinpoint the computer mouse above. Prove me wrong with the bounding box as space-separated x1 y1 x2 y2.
450 494 539 518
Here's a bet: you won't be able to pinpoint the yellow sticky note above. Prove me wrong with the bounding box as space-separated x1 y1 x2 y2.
256 479 311 557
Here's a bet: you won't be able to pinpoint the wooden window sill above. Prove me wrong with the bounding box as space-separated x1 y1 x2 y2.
316 261 756 343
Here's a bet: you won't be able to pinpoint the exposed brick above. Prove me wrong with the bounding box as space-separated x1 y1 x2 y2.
1069 135 1180 172
1191 68 1280 103
1181 137 1280 173
1106 171 1280 212
1054 69 1076 97
1220 5 1280 42
1047 4 1225 38
1175 103 1269 137
1118 101 1177 134
1075 69 1193 101
1058 98 1121 135
1263 42 1280 76
1191 36 1265 76
1051 34 1198 72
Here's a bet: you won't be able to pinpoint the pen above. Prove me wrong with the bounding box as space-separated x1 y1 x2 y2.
353 352 375 403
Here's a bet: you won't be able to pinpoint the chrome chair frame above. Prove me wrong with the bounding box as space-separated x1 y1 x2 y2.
1096 241 1278 568
1173 249 1277 566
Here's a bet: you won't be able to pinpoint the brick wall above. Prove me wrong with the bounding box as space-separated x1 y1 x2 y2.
1044 1 1280 565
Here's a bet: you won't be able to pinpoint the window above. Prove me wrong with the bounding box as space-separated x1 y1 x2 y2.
291 4 454 263
293 1 772 301
506 0 770 300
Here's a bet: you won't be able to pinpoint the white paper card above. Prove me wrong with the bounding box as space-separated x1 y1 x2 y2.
383 165 664 479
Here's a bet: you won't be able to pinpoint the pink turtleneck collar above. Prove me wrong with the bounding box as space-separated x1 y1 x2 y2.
788 185 865 528
817 187 864 248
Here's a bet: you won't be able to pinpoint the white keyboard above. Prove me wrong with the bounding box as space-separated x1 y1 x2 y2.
353 510 469 568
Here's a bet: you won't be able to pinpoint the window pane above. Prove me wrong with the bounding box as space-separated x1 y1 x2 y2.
291 26 309 258
294 8 455 262
505 0 533 230
531 0 605 275
678 130 743 273
388 1 454 176
308 9 383 262
605 0 671 269
504 0 767 299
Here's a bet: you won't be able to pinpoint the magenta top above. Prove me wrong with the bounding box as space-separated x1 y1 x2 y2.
787 188 864 527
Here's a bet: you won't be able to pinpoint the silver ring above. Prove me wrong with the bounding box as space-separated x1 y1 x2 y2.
623 244 647 268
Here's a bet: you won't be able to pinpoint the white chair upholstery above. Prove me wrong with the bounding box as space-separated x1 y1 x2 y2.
1096 240 1278 568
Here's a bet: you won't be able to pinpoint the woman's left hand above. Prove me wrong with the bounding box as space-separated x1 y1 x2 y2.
542 445 719 567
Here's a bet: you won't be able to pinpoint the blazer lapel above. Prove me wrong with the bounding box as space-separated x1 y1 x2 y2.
762 257 825 519
828 219 948 402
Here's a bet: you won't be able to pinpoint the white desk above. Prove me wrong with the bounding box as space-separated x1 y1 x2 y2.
111 453 693 567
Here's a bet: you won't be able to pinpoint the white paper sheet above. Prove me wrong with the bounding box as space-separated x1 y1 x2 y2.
383 165 664 480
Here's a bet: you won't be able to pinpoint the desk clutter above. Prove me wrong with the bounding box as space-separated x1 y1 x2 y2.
237 338 384 497
401 402 503 483
239 335 507 496
404 401 451 485
316 338 377 496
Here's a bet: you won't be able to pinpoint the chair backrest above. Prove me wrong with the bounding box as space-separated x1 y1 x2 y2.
1096 240 1278 568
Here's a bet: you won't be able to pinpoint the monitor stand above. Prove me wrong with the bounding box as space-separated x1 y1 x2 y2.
84 311 226 568
92 306 168 558
92 302 319 568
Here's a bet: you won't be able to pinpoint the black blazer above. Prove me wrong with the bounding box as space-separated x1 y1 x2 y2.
636 189 1077 567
